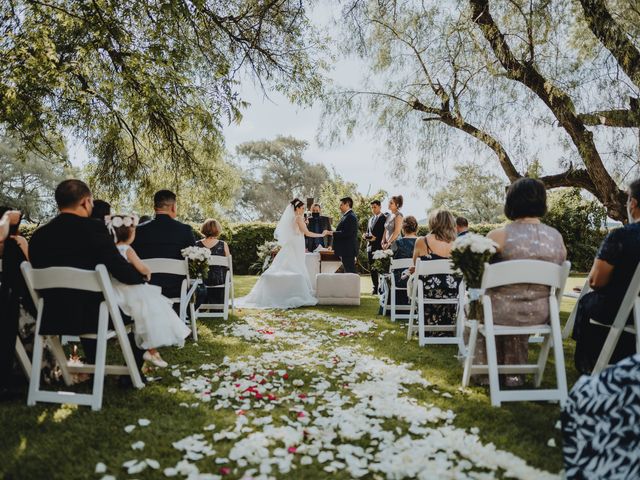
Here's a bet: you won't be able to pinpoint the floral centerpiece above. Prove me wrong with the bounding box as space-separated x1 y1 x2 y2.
251 240 281 273
371 249 394 274
181 246 212 281
449 233 498 320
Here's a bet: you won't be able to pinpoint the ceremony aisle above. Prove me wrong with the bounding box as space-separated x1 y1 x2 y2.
0 276 581 479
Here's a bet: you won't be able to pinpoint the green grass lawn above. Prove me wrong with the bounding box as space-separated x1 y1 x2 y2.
0 275 582 479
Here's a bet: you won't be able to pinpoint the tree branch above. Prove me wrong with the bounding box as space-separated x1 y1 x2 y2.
578 108 640 127
577 0 640 90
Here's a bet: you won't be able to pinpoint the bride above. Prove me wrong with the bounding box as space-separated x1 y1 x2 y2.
236 198 328 309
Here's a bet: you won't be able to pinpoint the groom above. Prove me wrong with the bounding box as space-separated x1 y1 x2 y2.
325 197 359 273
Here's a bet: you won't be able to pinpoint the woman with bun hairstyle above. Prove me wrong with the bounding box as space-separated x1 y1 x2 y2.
381 195 404 252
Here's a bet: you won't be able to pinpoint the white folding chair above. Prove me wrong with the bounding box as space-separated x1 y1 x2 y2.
591 263 640 374
190 255 234 323
406 259 466 353
21 262 144 411
462 260 571 407
15 337 31 379
562 278 590 339
382 258 414 322
143 258 199 340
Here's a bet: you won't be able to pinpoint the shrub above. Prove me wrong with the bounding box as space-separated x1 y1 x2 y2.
222 223 276 274
543 188 606 272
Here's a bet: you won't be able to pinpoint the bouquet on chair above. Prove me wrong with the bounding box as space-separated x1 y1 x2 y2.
181 246 212 280
450 234 497 321
371 249 394 274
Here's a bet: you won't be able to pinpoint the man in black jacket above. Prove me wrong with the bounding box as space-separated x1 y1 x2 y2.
29 180 147 376
132 190 196 298
326 197 359 274
305 203 332 252
364 200 388 294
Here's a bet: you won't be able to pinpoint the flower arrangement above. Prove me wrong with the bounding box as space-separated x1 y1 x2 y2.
251 240 281 273
371 249 394 273
449 233 498 320
181 246 212 280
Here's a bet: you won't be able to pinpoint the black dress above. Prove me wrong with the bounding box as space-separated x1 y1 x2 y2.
392 237 417 306
195 239 228 307
419 238 460 337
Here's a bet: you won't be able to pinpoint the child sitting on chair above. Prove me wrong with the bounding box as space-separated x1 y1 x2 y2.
107 215 190 368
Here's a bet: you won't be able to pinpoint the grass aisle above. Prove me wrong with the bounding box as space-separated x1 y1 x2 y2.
0 275 582 479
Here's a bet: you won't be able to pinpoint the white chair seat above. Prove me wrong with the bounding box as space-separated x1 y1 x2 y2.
190 255 234 323
479 324 552 336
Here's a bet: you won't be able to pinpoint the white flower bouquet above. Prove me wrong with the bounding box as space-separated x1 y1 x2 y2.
371 249 394 273
251 240 281 273
450 233 498 320
181 246 212 280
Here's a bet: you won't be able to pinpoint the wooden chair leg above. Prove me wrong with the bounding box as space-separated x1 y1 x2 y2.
418 299 426 347
549 300 569 406
593 325 624 375
48 336 73 386
407 295 417 340
27 330 44 407
190 302 198 341
484 326 501 407
15 338 31 379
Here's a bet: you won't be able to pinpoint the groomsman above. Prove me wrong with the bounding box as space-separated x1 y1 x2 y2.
325 197 359 274
364 200 388 294
456 216 469 236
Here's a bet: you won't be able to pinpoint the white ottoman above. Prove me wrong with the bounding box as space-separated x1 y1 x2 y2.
316 273 361 306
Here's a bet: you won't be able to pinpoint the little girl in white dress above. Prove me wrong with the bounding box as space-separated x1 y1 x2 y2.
107 215 190 367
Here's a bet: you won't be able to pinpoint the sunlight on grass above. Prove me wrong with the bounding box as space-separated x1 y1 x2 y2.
52 404 78 423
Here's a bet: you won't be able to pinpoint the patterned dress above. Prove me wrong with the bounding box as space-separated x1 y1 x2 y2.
472 222 566 374
419 237 460 337
384 211 403 251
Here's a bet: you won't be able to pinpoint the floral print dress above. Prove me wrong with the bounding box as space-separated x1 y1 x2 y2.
419 238 460 337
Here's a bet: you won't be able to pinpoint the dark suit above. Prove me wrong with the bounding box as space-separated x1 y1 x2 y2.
29 213 146 369
332 210 359 273
0 238 35 387
305 215 332 252
131 214 196 298
366 213 388 291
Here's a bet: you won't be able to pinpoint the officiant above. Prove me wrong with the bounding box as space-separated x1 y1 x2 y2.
305 203 332 252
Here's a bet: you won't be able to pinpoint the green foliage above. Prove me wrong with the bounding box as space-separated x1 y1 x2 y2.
543 188 607 272
431 164 506 224
233 137 330 222
0 1 324 192
0 135 74 221
221 223 276 275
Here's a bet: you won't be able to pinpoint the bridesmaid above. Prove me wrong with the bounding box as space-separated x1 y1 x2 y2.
381 195 404 252
196 219 231 308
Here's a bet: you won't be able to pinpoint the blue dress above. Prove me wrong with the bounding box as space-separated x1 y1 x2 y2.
392 237 417 305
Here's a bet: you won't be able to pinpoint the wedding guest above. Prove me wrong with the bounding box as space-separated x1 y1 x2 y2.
411 210 460 335
195 218 230 308
0 209 21 245
305 204 332 252
0 207 35 399
90 200 111 223
364 200 387 294
132 190 196 298
477 178 566 387
572 179 640 374
391 215 419 306
456 217 469 236
110 215 190 368
382 195 403 251
28 179 148 384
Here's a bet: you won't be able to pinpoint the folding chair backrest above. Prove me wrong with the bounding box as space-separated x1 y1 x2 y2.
21 262 104 305
481 260 571 303
415 258 455 277
143 258 188 276
208 256 232 268
390 258 413 272
610 262 640 325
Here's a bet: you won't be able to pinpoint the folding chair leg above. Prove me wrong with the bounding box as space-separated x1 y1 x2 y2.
407 296 417 340
593 325 624 374
635 299 640 354
534 334 552 387
27 330 44 407
418 300 426 347
15 338 31 379
190 302 198 341
550 305 568 406
90 304 109 411
484 326 501 407
462 320 478 387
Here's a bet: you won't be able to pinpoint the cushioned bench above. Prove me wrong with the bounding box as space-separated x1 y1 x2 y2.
316 273 361 306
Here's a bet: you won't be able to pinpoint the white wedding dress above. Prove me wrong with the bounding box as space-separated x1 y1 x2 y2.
236 205 318 309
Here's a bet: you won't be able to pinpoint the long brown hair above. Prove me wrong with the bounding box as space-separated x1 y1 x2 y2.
428 209 457 243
